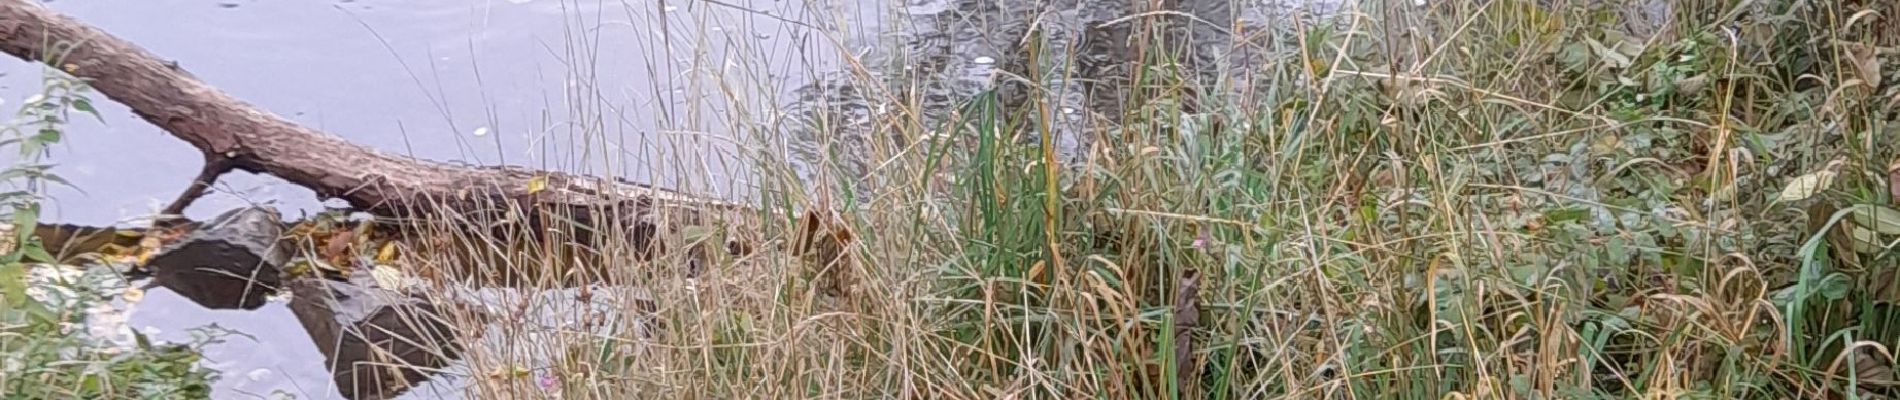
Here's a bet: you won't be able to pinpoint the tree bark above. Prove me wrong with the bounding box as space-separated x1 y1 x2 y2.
0 0 743 219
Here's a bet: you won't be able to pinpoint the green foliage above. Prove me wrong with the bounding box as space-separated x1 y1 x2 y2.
890 0 1900 398
0 61 216 399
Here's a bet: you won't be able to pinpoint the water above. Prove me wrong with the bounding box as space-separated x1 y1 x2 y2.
9 0 882 227
0 1 879 398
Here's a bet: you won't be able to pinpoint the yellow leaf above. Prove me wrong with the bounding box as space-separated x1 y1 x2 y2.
134 235 164 264
488 365 530 378
375 241 399 262
1778 170 1838 202
283 260 312 278
528 175 548 194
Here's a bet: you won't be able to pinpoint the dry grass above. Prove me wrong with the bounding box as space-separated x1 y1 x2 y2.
294 0 1900 399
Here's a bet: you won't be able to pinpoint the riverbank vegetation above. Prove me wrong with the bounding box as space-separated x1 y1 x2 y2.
8 0 1900 399
1 61 216 399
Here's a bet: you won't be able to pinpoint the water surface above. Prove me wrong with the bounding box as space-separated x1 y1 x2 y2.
1 1 875 398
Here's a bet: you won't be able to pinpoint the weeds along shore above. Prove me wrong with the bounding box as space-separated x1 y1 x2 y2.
9 0 1900 399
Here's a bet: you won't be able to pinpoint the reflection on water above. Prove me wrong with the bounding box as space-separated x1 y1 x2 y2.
1 1 873 398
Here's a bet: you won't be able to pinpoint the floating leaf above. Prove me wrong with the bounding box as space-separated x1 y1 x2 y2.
282 259 313 278
375 241 399 262
134 235 163 264
527 175 548 194
322 229 355 264
1779 170 1838 202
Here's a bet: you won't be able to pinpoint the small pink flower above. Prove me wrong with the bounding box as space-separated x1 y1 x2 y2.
537 372 559 389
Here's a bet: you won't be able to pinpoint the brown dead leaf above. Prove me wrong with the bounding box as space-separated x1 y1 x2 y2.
795 210 858 298
1837 344 1900 398
324 230 354 258
1812 202 1866 271
1172 267 1202 399
1852 42 1885 90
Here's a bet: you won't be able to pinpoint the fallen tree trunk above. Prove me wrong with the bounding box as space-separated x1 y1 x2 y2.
0 0 741 219
0 1 847 291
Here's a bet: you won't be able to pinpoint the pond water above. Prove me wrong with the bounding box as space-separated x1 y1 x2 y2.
1 0 878 398
11 0 897 227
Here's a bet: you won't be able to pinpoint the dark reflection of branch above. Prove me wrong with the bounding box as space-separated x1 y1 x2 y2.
78 206 465 400
288 270 461 400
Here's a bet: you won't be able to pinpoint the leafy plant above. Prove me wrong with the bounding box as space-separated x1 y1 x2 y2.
0 58 216 399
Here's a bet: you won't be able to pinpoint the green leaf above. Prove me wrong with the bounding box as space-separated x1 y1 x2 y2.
20 244 52 263
1585 38 1633 69
1819 272 1853 300
36 173 76 191
33 128 59 145
18 138 40 157
0 263 27 308
13 203 39 245
1545 207 1590 224
1606 236 1629 262
70 98 102 123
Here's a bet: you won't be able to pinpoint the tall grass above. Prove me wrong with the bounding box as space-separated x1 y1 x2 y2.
298 0 1900 398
